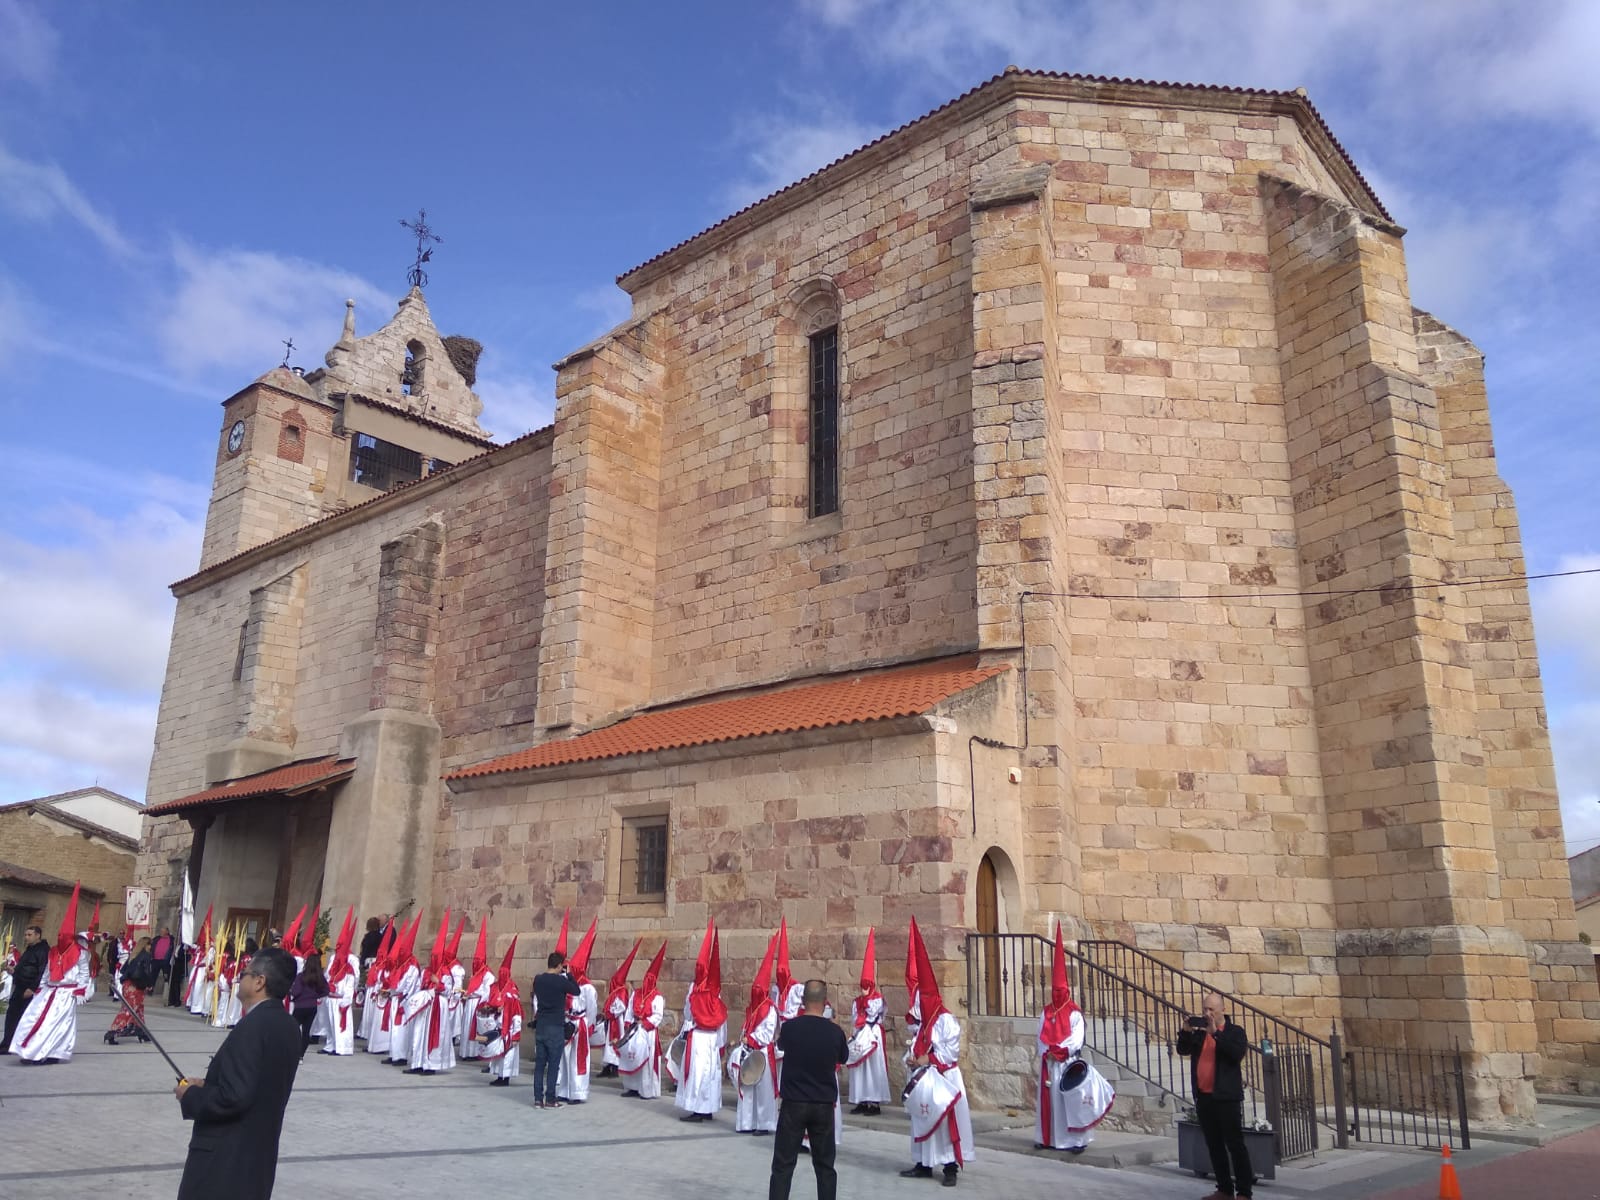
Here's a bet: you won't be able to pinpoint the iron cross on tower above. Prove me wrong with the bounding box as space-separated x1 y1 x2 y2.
400 208 442 289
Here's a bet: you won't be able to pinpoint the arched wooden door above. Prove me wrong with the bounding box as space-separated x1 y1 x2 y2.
977 852 1000 1013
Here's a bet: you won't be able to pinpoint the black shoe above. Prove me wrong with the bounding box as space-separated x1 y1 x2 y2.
900 1165 933 1178
482 1066 492 1073
103 1031 116 1045
942 1165 958 1187
679 1112 702 1122
849 1103 865 1114
403 1067 423 1074
752 1130 771 1136
1066 1145 1086 1155
866 1104 881 1115
621 1089 640 1097
489 1077 510 1086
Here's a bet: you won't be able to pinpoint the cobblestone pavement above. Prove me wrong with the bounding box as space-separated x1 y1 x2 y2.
1 1000 1204 1200
6 999 1588 1200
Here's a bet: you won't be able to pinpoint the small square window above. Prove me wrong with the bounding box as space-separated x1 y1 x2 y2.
619 814 669 904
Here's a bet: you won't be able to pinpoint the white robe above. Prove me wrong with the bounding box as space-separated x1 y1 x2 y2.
458 970 494 1059
359 966 384 1044
185 947 212 1015
442 963 466 1045
601 989 629 1067
557 980 598 1101
732 1007 780 1132
404 977 456 1072
325 955 360 1054
384 964 421 1061
673 998 726 1116
486 1010 521 1080
847 994 891 1103
620 991 665 1098
1037 1009 1112 1149
12 954 90 1062
904 1012 975 1169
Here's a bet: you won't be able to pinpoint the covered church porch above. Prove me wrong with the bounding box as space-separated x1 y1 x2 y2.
142 757 353 943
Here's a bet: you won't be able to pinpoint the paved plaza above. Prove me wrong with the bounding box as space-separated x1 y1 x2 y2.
3 998 1593 1200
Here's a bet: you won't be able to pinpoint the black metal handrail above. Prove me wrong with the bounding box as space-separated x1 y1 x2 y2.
963 932 1470 1156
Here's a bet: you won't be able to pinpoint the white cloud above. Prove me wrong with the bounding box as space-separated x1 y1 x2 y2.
0 0 59 90
1552 703 1600 856
573 284 634 338
0 141 135 258
0 466 205 805
160 243 390 380
475 371 554 439
727 111 881 209
1531 557 1600 854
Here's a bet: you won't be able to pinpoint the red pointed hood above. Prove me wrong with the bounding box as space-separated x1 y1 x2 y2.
385 912 422 987
445 913 468 968
299 912 320 959
904 917 921 1025
1039 922 1081 1045
631 941 667 1018
466 917 492 992
553 908 570 958
774 918 793 999
606 938 643 1003
196 905 214 953
327 907 357 984
909 919 947 1058
487 935 518 1008
426 909 452 978
742 933 778 1038
688 919 727 1028
859 926 879 991
88 898 101 936
281 905 307 955
48 882 84 980
570 917 599 985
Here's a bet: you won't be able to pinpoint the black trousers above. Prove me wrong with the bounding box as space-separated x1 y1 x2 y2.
1 990 33 1052
295 1007 318 1058
1196 1092 1254 1197
769 1100 837 1200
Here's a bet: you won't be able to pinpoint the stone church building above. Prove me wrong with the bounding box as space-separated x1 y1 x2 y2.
136 69 1598 1114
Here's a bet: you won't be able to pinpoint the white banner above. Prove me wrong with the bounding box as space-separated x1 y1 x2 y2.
125 886 154 928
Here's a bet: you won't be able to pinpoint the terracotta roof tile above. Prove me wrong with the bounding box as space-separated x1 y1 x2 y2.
144 756 356 817
448 655 1008 782
618 67 1389 287
0 858 91 893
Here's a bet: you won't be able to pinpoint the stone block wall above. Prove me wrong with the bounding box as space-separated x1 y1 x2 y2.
0 810 132 930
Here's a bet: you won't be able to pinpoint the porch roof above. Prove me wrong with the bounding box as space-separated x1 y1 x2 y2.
144 756 356 817
447 653 1009 783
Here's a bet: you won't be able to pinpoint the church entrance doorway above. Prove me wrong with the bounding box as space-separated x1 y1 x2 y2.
977 852 1001 1012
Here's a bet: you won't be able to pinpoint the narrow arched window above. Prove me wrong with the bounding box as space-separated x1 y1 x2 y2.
401 339 426 396
808 326 840 517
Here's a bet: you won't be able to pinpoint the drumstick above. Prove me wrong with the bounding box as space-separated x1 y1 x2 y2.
113 991 187 1081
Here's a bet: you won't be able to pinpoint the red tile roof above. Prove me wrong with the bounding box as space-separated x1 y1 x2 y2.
144 757 356 817
448 655 1008 782
618 67 1390 287
343 392 497 447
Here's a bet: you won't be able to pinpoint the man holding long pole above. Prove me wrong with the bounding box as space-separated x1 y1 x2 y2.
174 946 302 1200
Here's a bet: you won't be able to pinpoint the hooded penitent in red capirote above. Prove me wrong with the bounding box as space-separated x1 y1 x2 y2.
557 918 602 1100
854 927 882 1029
16 883 91 1061
632 941 667 1020
687 918 726 1029
907 918 948 1060
327 907 357 985
602 937 643 1056
1039 922 1080 1052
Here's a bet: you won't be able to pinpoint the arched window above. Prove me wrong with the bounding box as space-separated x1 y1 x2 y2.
788 280 843 519
400 339 426 396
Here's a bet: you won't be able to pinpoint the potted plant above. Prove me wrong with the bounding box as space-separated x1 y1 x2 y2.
1175 1108 1276 1182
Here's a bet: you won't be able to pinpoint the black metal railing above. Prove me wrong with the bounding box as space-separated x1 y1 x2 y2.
1345 1044 1470 1150
963 933 1471 1157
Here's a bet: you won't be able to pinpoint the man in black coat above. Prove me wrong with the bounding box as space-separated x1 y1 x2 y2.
1175 991 1254 1200
175 946 302 1200
1 925 49 1053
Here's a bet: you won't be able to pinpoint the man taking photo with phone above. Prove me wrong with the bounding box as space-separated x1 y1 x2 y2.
1175 992 1253 1200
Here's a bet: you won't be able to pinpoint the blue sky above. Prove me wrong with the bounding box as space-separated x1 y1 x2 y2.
1 1 1596 854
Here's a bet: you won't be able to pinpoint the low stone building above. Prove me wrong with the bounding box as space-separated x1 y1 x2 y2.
0 790 140 941
136 68 1598 1117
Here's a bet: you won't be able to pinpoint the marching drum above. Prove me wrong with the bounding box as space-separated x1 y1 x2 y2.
846 1023 881 1067
665 1030 688 1083
738 1046 767 1086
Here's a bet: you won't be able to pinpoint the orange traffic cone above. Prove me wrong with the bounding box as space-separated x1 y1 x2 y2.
1437 1143 1462 1200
